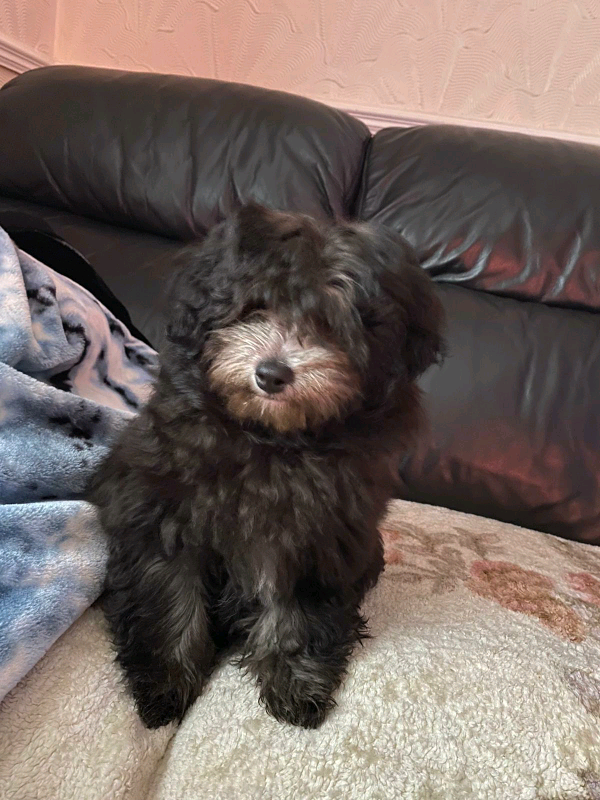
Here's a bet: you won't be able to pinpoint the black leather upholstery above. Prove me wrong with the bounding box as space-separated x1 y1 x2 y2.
358 125 600 311
0 206 150 344
356 124 600 542
1 66 599 543
0 197 179 347
404 284 600 541
0 66 370 238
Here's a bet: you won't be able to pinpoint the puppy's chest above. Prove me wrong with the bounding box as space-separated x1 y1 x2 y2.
207 451 369 549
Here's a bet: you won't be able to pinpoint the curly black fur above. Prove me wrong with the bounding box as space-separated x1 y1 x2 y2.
88 204 444 730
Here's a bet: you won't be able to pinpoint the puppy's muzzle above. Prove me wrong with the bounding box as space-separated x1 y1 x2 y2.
254 359 295 395
206 315 360 432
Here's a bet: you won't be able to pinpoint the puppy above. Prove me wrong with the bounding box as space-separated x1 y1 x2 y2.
88 203 444 729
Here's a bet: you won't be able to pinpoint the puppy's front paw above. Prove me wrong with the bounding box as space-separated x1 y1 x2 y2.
131 679 196 729
260 682 335 729
136 697 180 730
134 689 184 729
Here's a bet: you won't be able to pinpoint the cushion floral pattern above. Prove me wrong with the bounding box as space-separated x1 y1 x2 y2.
2 499 600 800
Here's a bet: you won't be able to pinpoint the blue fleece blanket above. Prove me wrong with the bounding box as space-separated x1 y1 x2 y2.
0 227 158 700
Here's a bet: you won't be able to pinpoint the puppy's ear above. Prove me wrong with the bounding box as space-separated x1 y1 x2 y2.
236 203 309 254
362 224 446 381
165 221 234 351
401 271 445 381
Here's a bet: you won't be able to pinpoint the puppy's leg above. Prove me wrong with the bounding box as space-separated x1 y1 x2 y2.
242 584 365 729
355 534 385 598
104 551 216 729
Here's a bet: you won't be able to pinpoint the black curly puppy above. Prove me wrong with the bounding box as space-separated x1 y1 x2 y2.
89 203 444 730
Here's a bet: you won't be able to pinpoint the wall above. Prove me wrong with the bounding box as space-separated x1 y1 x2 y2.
0 0 55 73
0 0 56 60
0 65 15 86
53 0 600 140
4 0 600 141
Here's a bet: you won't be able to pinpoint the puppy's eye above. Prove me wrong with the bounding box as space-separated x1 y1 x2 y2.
241 301 266 318
327 274 359 299
280 228 302 242
361 309 381 330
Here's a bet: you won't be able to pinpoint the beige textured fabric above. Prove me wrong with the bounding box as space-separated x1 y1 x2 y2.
0 605 171 800
3 500 600 799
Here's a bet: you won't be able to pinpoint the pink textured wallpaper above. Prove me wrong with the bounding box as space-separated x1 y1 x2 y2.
0 65 16 86
41 0 600 137
0 0 57 60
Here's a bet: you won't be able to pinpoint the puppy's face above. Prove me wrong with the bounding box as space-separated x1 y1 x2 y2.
204 310 359 433
166 204 444 434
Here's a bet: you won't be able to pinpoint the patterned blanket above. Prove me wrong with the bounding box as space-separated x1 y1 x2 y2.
0 227 158 700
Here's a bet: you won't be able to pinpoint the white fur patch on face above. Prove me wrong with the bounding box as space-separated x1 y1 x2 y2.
205 316 360 432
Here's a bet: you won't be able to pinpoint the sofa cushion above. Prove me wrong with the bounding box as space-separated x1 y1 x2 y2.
0 207 151 345
358 125 600 312
0 66 370 239
410 283 600 543
3 500 600 799
0 197 179 347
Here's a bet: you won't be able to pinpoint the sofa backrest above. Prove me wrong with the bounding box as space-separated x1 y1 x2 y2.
355 123 600 545
358 124 600 312
0 66 370 238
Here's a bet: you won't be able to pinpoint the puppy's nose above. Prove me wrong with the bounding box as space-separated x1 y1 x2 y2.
255 359 294 394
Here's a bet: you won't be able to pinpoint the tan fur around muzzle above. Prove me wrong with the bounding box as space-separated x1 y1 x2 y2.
206 316 360 433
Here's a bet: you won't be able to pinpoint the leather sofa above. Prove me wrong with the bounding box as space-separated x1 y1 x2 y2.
1 65 599 545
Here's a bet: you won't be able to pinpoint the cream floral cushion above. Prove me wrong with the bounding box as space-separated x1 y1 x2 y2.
2 500 600 800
